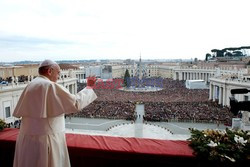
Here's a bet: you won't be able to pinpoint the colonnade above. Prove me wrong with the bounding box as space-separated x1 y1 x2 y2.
56 70 77 94
209 81 228 106
209 78 250 107
174 70 214 83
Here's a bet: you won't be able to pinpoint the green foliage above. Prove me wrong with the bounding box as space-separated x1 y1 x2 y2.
188 128 250 164
205 53 211 61
0 119 6 131
124 69 130 87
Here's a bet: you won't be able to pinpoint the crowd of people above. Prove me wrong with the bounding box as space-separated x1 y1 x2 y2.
91 78 209 103
5 120 21 128
69 101 135 120
144 101 233 124
68 78 234 124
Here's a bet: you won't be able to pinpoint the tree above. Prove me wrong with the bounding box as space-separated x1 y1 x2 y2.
211 46 249 58
224 52 233 57
232 50 243 57
205 53 211 61
124 69 131 87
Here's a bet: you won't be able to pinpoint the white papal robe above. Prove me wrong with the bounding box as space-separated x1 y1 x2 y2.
12 75 97 167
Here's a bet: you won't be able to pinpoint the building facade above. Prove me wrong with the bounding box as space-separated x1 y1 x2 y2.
2 60 250 126
0 70 77 124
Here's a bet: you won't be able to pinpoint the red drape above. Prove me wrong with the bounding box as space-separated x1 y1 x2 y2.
0 128 195 167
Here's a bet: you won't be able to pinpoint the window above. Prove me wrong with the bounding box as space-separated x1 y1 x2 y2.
5 106 11 118
244 96 249 101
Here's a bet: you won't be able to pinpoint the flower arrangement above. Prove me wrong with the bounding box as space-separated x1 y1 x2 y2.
0 119 6 131
188 128 250 164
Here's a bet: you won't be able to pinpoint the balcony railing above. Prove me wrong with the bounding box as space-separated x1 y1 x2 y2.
0 128 195 167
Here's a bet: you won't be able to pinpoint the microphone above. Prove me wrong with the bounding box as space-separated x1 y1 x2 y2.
231 89 249 94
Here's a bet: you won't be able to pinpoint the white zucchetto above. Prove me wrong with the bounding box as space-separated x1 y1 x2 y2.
39 59 58 68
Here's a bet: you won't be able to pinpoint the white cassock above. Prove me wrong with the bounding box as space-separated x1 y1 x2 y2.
12 75 97 167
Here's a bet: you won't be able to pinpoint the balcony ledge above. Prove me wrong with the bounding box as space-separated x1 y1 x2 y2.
0 128 195 167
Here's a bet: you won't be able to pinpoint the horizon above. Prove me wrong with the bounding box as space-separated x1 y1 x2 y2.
0 0 250 62
1 58 194 64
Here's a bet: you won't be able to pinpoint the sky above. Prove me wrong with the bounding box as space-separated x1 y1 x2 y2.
0 0 250 62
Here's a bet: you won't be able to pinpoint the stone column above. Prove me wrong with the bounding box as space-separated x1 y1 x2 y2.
219 87 223 105
222 86 227 106
209 83 213 100
176 72 179 80
179 72 183 80
75 83 77 94
213 85 216 101
208 73 211 82
173 72 177 80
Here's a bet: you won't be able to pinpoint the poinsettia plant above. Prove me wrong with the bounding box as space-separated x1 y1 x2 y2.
188 128 250 164
0 119 6 131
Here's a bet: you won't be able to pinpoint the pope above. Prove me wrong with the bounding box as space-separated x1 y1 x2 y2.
13 59 97 167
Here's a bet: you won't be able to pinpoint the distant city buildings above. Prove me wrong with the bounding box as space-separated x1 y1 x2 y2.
1 58 250 128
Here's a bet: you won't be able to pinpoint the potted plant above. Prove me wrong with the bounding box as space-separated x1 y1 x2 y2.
0 119 6 131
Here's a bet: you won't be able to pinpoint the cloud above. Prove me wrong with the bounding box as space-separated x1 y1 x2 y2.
0 0 250 62
0 35 74 46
